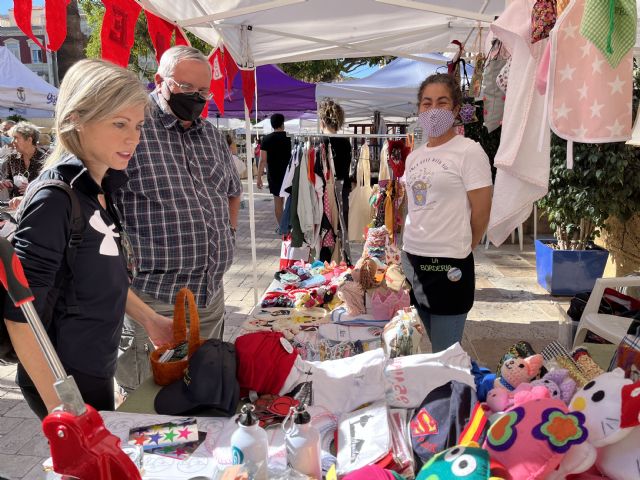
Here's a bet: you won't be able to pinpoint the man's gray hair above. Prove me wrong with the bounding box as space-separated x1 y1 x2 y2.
157 46 209 78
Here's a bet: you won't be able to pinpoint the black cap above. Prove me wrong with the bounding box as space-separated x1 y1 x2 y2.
154 339 240 416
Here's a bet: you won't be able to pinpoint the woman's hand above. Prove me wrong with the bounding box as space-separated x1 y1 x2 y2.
1 180 12 189
144 313 174 347
8 196 22 210
17 182 27 195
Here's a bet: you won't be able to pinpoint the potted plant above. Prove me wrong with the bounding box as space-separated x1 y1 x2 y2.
536 134 640 295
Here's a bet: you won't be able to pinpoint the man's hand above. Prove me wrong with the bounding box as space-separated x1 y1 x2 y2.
144 313 174 347
256 176 263 189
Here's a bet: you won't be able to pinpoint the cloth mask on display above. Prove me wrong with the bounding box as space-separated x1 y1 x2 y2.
418 109 456 139
165 86 207 122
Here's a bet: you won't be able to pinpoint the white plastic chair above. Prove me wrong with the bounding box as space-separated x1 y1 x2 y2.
572 276 640 349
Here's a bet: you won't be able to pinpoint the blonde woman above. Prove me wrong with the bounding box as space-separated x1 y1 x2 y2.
3 59 173 419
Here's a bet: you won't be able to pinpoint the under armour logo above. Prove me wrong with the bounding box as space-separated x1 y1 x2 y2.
89 210 120 256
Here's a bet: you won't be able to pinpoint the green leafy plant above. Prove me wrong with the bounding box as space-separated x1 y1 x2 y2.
537 135 640 250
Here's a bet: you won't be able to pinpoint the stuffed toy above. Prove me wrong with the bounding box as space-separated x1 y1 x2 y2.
416 442 508 480
494 354 544 391
484 397 596 479
530 369 577 404
485 384 550 414
567 369 640 479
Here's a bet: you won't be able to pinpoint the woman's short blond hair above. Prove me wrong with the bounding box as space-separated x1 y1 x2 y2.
46 59 149 167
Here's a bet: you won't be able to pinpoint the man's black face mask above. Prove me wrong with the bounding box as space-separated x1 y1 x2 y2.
167 91 207 122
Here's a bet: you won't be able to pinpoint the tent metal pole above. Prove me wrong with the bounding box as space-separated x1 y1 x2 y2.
374 0 494 23
245 102 259 306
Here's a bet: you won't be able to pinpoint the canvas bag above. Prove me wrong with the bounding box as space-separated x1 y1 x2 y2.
547 0 632 167
348 144 373 242
480 39 508 133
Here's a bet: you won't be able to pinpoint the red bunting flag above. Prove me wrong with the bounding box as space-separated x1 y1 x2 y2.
223 48 239 95
44 0 69 51
241 68 255 112
145 9 188 63
208 47 226 115
100 0 141 67
13 0 45 49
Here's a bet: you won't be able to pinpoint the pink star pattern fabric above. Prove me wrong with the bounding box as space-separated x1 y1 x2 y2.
548 0 632 144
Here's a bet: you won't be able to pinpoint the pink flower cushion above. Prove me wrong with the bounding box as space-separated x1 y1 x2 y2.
484 398 591 479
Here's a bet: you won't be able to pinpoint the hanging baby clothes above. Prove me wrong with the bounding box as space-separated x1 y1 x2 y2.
481 39 509 133
487 0 550 247
348 143 374 242
546 0 633 167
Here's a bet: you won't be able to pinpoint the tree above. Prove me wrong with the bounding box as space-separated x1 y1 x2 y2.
280 57 390 83
56 0 87 81
78 0 211 80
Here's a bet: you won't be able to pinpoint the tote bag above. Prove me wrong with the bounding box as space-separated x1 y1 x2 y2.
348 144 373 241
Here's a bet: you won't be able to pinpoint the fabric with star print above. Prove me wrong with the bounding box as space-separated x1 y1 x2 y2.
547 0 632 144
127 417 199 452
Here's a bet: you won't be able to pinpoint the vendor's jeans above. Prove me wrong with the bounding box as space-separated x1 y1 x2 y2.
414 303 468 353
115 287 225 393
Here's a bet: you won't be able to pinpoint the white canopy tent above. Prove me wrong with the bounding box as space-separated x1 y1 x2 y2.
316 53 473 118
0 46 58 119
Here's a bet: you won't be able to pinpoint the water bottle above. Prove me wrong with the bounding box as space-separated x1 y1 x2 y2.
284 404 322 479
230 404 268 480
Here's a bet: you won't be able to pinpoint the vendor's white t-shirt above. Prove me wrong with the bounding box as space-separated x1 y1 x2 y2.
401 135 492 258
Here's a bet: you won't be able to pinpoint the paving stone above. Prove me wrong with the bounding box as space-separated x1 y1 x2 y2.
3 401 38 419
0 415 22 434
0 418 41 454
17 432 50 457
0 453 40 479
0 398 21 416
21 462 50 480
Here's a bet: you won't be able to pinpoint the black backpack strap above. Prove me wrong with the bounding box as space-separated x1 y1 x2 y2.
17 179 85 314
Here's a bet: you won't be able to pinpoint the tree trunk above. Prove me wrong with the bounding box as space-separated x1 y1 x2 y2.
56 0 87 82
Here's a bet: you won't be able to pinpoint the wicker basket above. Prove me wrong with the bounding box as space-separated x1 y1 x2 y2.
150 288 204 386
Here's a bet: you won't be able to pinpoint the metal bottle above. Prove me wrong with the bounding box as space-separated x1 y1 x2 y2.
230 404 268 480
284 404 322 479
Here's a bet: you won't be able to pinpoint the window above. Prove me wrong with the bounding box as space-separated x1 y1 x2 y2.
31 48 42 63
4 40 20 61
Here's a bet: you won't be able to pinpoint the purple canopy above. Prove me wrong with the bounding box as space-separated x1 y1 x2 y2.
208 64 317 120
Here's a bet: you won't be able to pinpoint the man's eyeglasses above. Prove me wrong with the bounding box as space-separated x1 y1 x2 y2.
166 77 213 100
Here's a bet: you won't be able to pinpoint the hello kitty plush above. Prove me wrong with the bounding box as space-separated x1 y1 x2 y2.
567 369 640 479
494 354 544 391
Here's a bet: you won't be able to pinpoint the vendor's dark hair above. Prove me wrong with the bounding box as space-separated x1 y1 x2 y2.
417 73 463 109
270 113 285 129
318 98 345 132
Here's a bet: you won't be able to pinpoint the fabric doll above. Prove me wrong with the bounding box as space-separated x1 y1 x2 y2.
416 442 509 480
566 369 640 479
485 383 550 414
493 354 544 391
484 397 596 479
530 369 577 404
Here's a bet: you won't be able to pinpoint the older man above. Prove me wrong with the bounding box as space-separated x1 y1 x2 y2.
115 46 241 392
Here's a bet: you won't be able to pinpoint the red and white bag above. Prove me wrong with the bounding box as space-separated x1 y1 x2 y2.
279 235 310 269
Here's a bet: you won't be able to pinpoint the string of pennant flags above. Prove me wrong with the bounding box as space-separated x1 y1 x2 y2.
10 0 256 116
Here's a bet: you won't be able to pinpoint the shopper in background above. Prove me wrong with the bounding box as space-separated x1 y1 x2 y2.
401 73 492 352
257 113 291 231
1 122 45 198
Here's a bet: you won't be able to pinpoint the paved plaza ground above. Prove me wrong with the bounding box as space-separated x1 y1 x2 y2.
0 184 570 479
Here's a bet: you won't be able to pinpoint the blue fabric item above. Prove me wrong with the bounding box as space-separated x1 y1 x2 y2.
311 260 324 269
298 274 327 289
279 195 292 235
470 361 496 402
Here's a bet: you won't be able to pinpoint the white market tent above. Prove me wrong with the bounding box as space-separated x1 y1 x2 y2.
316 53 472 118
0 46 58 119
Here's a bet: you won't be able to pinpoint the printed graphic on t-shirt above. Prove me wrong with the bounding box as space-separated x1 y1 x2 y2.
89 210 120 256
406 155 451 210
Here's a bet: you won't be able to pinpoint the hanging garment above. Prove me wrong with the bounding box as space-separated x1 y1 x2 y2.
547 0 633 162
348 144 374 242
379 142 391 182
297 142 319 246
531 0 557 44
580 0 637 68
487 0 550 247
